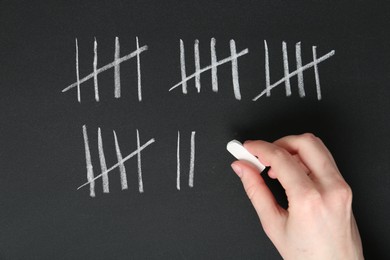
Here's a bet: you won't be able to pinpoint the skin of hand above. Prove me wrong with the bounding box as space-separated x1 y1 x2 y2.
231 133 364 260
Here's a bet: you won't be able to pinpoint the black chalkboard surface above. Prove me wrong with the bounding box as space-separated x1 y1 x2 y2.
1 1 389 259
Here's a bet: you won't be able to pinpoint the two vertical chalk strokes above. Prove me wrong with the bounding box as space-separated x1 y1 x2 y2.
176 131 196 190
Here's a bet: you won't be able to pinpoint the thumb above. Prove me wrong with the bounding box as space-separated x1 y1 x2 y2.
231 161 286 236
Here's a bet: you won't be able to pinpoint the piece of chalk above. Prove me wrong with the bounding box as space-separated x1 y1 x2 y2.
227 140 266 172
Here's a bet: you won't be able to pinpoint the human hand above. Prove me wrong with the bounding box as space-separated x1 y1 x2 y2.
231 133 363 259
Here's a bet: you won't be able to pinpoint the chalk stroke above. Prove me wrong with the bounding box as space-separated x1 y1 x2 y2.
282 41 291 96
194 39 201 93
230 40 242 100
188 131 196 188
78 126 155 195
176 131 196 190
170 38 248 100
136 129 144 193
75 39 81 102
113 130 128 190
179 40 187 94
210 38 218 92
93 38 99 101
82 125 95 197
136 37 142 101
114 37 121 98
295 42 305 97
63 37 148 102
253 41 335 101
176 131 181 190
312 46 322 100
98 127 109 193
264 40 271 97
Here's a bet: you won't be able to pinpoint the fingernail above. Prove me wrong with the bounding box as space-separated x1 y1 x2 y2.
231 163 243 178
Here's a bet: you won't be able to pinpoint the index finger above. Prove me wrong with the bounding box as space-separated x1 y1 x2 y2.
244 140 313 198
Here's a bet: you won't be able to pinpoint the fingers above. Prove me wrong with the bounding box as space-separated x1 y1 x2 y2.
231 160 286 236
274 133 343 184
244 140 313 198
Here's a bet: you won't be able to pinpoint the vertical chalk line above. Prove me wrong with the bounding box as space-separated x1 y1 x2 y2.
180 39 188 94
136 129 144 193
264 40 271 97
93 37 99 102
194 39 201 93
176 131 180 190
282 41 291 96
77 138 155 190
113 130 128 190
210 38 218 92
114 37 121 98
188 131 196 188
295 42 305 97
62 44 148 93
252 49 335 101
312 46 322 100
82 125 95 197
75 38 81 102
136 37 142 102
169 47 248 92
98 128 109 193
230 40 242 100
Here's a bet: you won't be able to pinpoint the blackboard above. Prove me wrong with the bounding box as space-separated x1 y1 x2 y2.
1 1 389 259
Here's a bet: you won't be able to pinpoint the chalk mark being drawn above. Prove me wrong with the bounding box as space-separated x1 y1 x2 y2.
79 125 155 196
169 38 248 100
253 41 335 101
63 37 147 102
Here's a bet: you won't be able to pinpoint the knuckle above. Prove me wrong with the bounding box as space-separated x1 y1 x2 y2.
269 147 290 162
300 132 320 144
330 182 353 204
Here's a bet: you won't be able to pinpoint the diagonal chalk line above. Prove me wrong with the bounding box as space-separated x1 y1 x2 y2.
77 138 155 190
63 45 148 93
253 50 335 101
169 48 249 92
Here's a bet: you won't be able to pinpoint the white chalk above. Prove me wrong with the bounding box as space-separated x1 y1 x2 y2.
227 140 266 172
